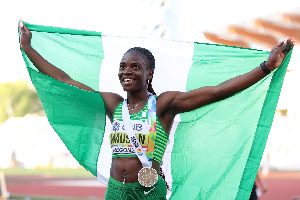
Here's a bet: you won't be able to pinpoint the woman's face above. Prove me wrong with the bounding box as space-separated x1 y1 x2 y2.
118 51 152 92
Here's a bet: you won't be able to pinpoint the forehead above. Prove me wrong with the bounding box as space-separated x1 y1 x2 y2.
121 50 147 64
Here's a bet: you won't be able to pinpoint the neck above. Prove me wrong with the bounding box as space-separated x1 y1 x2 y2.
126 90 149 105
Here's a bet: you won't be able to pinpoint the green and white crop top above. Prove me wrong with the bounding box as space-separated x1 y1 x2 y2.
109 95 169 165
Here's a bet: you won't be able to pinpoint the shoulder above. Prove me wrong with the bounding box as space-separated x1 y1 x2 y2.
156 91 182 115
100 92 123 104
156 91 181 102
100 92 124 121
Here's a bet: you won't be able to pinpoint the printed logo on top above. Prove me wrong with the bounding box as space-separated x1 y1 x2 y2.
137 148 143 156
111 120 150 134
112 121 121 132
111 146 146 155
112 147 135 154
110 132 149 147
110 120 150 148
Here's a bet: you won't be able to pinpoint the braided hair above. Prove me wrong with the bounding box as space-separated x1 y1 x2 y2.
125 47 156 95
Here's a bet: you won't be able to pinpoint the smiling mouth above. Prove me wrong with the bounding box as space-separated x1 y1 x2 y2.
123 78 133 83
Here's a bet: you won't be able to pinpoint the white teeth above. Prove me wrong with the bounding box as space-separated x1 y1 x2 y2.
124 78 132 82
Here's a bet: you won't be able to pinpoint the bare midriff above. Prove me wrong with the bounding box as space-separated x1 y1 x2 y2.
110 157 161 183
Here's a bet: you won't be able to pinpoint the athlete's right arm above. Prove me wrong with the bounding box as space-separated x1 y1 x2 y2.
19 21 95 92
19 21 124 120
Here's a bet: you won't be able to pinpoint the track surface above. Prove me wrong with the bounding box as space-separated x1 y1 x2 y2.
5 172 300 199
6 176 107 199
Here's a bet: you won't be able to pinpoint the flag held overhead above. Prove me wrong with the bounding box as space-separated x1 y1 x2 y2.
19 21 293 200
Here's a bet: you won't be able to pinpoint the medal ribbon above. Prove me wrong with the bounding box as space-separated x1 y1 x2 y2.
122 94 156 167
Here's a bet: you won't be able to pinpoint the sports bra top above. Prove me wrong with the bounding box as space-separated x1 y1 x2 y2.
109 96 169 164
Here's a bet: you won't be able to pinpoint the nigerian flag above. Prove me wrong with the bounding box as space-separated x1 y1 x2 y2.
20 22 292 200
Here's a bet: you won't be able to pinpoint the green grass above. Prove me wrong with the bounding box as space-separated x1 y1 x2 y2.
0 167 94 178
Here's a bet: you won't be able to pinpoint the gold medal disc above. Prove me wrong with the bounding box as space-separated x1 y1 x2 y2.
138 167 158 187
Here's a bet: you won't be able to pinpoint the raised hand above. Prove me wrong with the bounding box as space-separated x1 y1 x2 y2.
266 37 295 71
19 20 32 50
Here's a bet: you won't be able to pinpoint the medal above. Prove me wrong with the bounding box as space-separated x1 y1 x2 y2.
138 167 158 187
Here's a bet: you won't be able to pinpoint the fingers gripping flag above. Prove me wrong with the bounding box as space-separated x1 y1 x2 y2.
19 22 292 200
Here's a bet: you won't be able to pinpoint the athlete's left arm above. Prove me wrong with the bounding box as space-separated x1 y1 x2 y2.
161 38 295 116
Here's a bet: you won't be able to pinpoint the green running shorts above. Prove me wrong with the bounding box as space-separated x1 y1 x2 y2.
105 175 167 200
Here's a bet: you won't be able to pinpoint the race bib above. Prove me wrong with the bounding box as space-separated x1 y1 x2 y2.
110 120 150 154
